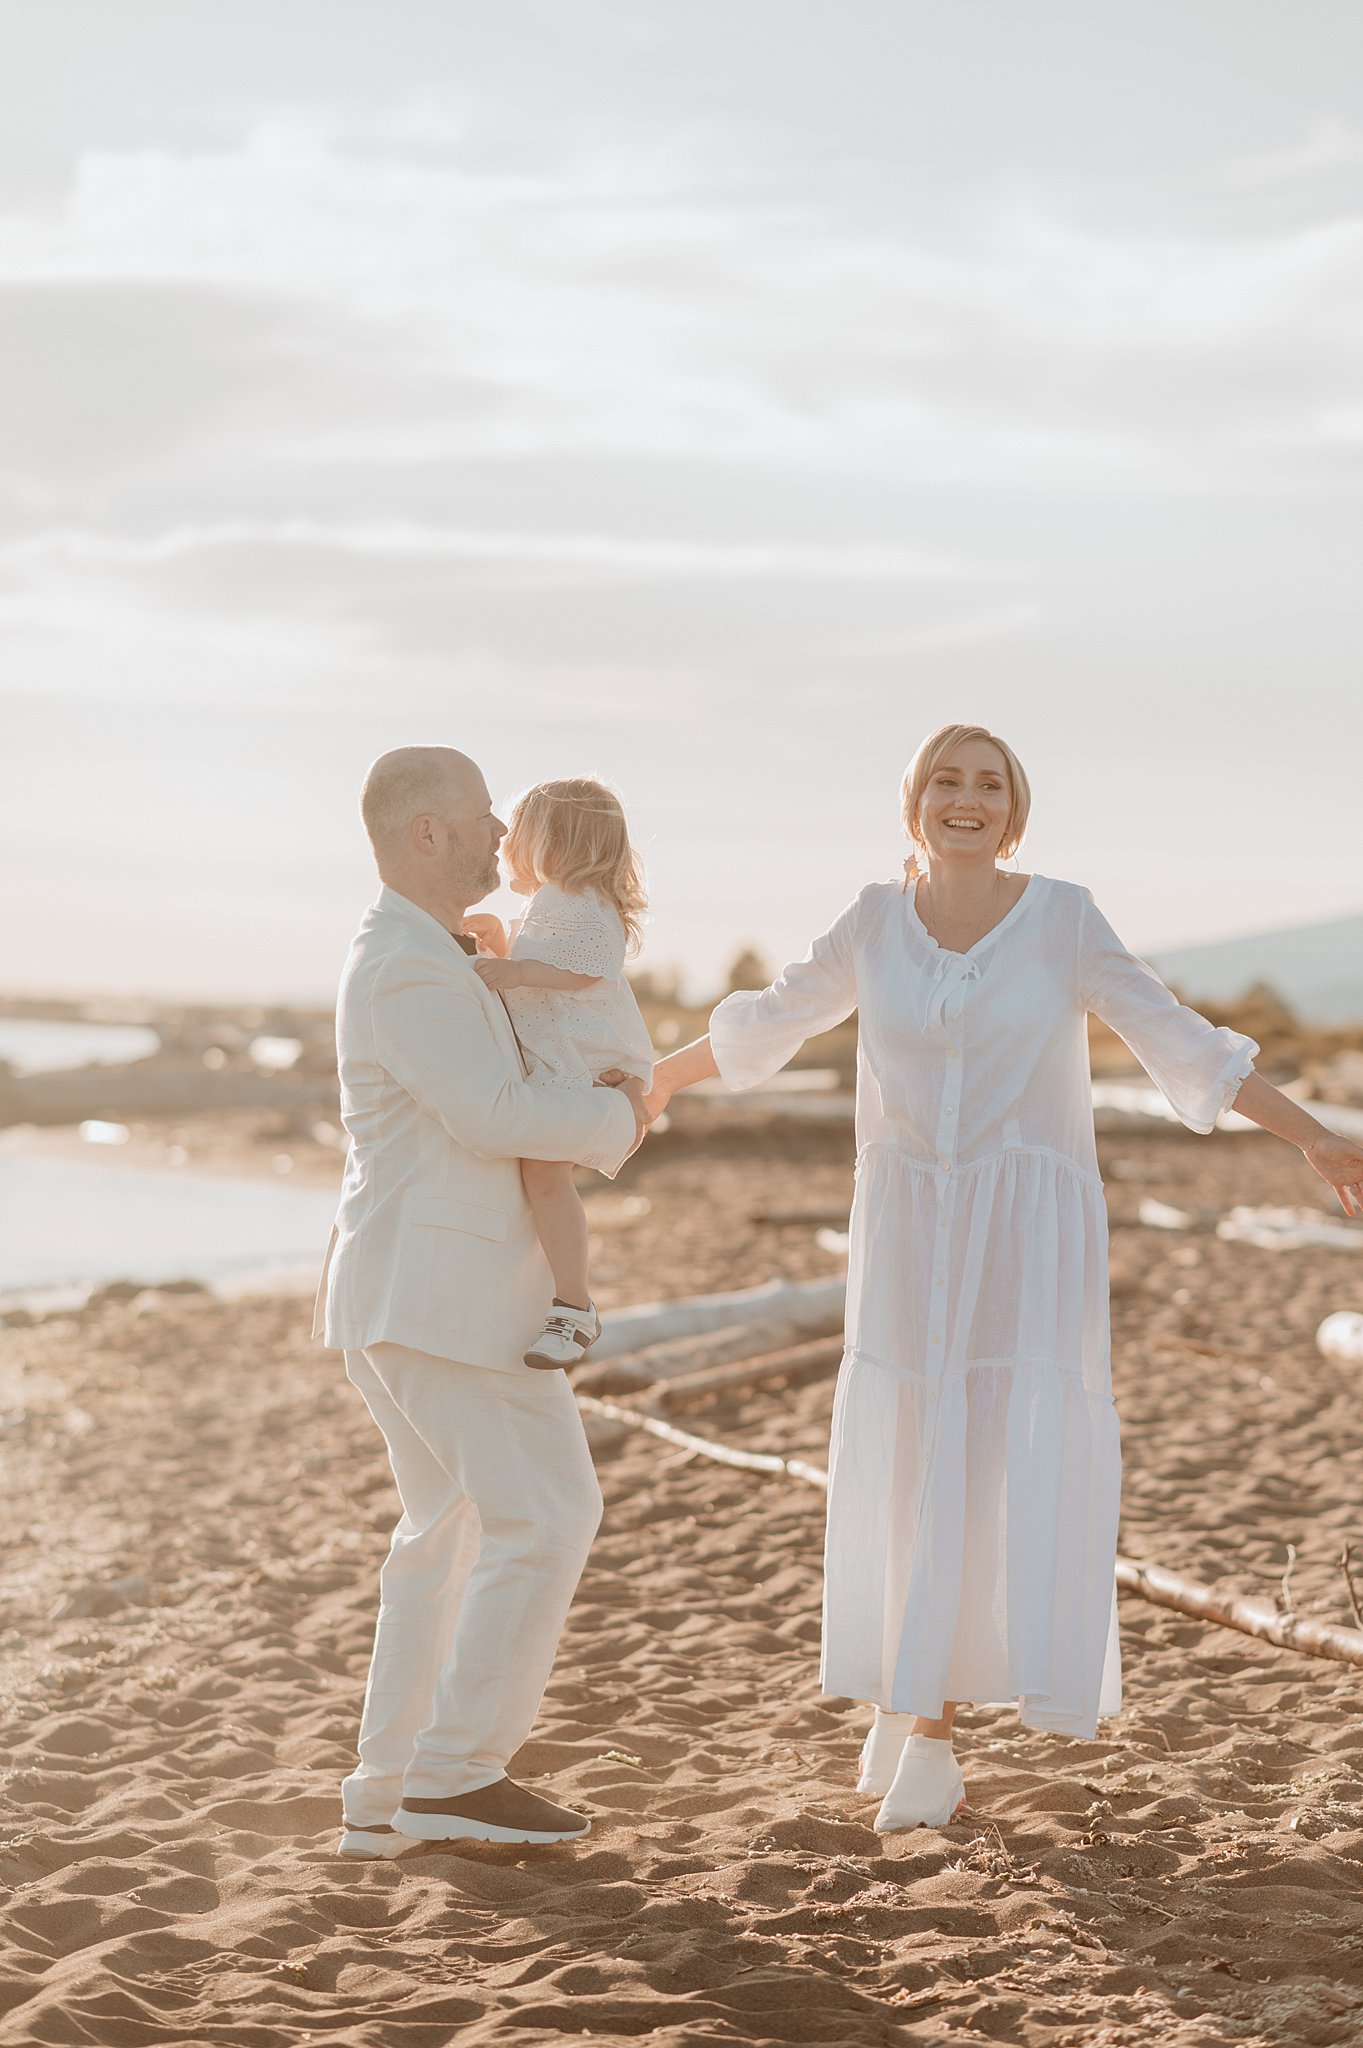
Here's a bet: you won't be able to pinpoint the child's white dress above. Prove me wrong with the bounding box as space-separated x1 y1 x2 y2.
504 882 654 1093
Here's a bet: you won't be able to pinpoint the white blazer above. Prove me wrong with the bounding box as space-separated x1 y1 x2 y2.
312 885 637 1373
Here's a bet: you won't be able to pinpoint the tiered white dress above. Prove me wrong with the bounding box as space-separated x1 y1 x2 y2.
505 881 654 1092
708 873 1259 1739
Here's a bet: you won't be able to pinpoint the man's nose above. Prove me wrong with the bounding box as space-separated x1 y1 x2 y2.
492 816 507 841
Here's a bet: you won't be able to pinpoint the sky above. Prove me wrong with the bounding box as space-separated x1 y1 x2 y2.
2 0 1361 1003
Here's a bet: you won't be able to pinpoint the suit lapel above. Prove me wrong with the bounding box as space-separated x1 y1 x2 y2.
472 971 530 1076
371 886 529 1077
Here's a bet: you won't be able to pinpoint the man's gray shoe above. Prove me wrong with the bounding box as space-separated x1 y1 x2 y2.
338 1821 421 1860
396 1777 591 1845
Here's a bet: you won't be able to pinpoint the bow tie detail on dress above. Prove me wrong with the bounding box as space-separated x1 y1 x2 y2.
918 952 982 1044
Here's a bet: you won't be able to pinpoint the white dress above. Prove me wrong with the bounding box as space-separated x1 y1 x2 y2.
708 873 1259 1739
505 882 655 1093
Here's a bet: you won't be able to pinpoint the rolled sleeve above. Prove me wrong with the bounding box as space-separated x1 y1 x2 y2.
710 898 860 1091
1079 889 1258 1134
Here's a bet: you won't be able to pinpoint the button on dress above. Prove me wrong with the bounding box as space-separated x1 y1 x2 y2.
708 874 1259 1738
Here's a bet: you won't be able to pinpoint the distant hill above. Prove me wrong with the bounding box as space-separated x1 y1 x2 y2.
1149 909 1363 1025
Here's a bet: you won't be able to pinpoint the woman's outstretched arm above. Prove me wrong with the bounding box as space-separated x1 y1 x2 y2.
645 1034 718 1120
1229 1070 1363 1217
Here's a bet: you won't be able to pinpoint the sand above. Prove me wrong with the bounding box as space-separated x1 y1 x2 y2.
2 1116 1363 2047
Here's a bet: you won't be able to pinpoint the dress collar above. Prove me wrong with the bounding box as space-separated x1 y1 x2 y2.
905 873 1045 962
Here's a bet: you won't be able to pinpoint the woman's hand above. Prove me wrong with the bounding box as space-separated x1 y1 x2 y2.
472 956 525 991
463 913 508 957
641 1075 674 1124
641 1037 717 1117
1302 1132 1363 1218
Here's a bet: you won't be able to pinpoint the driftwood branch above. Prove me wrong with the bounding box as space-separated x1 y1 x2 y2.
1339 1544 1363 1632
1114 1557 1363 1670
576 1393 827 1488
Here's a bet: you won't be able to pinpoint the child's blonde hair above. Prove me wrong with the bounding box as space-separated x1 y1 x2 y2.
504 778 648 953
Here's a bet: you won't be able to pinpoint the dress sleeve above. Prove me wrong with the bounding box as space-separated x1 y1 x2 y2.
709 895 861 1091
510 886 625 978
1078 888 1259 1134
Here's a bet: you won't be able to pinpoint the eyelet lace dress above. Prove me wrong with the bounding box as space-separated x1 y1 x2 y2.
504 882 654 1093
708 873 1259 1739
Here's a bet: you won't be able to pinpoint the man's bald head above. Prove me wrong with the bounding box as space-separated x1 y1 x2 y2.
360 746 483 860
359 746 505 922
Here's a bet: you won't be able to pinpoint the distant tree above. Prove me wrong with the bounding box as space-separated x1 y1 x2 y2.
1238 979 1297 1021
724 947 770 996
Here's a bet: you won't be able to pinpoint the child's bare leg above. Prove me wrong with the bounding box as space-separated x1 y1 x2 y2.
520 1159 591 1308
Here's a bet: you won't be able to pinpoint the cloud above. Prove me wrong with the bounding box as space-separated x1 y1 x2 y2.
0 514 1028 696
2 103 1361 500
0 282 330 482
831 602 1046 662
0 518 1002 585
1211 117 1363 191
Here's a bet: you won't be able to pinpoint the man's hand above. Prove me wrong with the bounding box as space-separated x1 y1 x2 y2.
472 956 525 991
596 1069 652 1152
463 913 508 957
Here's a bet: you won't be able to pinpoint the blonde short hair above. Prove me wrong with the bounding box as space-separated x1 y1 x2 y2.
503 778 648 953
900 724 1031 870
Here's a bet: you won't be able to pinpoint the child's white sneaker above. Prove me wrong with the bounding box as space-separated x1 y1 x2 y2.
873 1734 967 1833
857 1708 916 1796
523 1299 601 1370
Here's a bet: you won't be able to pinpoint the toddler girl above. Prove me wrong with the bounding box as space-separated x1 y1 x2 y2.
466 777 655 1369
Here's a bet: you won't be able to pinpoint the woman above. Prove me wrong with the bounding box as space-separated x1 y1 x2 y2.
646 723 1363 1833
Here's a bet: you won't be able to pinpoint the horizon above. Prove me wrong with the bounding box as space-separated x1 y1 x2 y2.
4 881 1362 1013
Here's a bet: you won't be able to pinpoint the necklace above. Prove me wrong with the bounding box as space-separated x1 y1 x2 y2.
919 869 1008 949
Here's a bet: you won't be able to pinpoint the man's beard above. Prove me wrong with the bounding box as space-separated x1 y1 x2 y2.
463 853 500 904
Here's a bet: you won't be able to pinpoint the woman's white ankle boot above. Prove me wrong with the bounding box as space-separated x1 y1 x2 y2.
856 1709 915 1796
873 1733 967 1833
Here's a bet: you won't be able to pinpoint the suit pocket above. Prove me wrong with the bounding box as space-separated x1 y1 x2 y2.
405 1194 510 1242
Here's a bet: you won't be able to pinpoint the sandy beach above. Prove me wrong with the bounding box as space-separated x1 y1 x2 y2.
2 1111 1363 2047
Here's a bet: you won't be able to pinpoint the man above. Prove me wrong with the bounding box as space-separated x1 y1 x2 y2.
313 746 649 1858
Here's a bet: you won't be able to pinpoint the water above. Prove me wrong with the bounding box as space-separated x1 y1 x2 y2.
0 1141 338 1305
0 1019 161 1077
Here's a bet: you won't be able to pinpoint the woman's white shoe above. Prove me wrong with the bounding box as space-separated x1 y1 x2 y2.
856 1709 915 1796
873 1734 967 1833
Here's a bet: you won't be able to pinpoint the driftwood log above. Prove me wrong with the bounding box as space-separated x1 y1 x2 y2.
592 1275 845 1363
638 1336 845 1411
574 1317 842 1399
749 1203 852 1229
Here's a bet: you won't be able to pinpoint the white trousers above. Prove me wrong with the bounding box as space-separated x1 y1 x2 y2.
340 1343 603 1825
